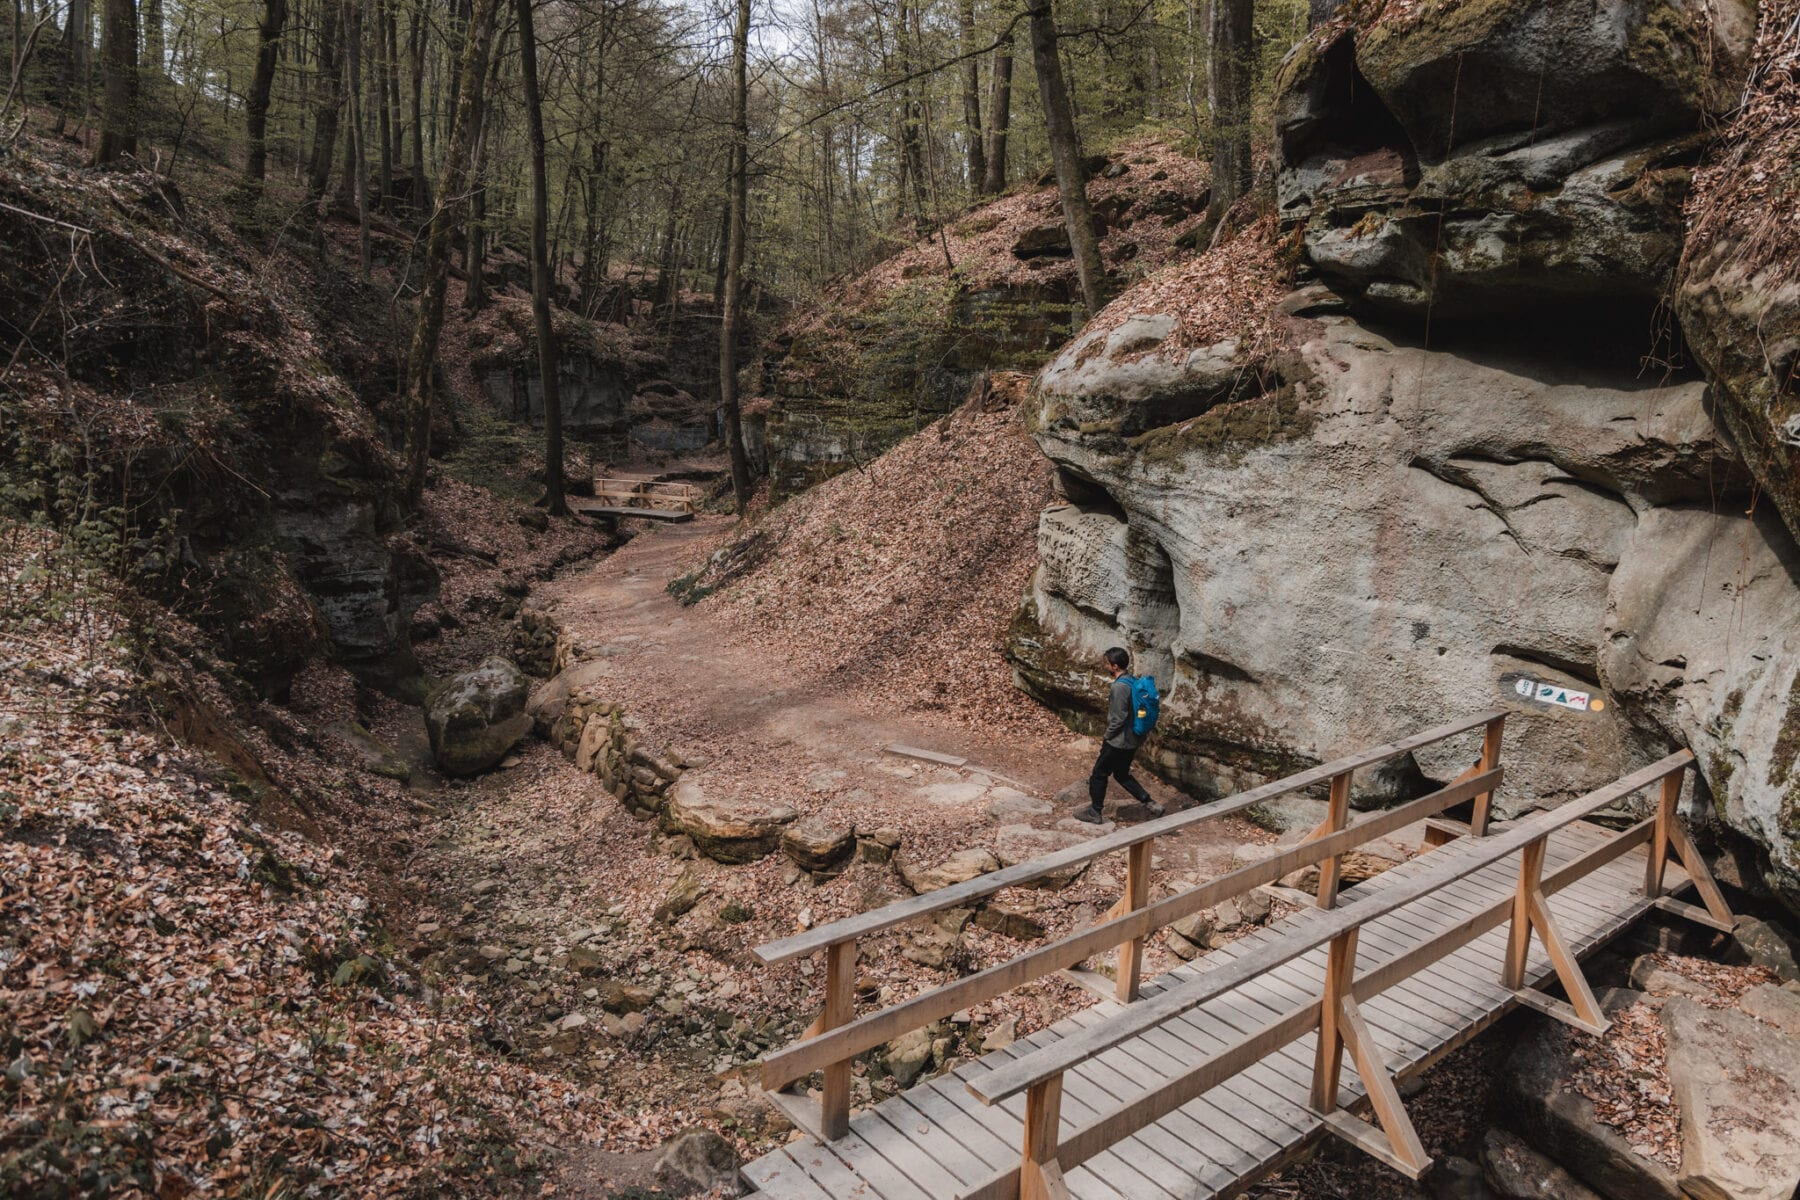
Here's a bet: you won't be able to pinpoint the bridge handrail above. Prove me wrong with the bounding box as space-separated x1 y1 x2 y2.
968 749 1694 1106
753 710 1508 1140
755 709 1506 966
758 766 1502 1094
952 748 1732 1200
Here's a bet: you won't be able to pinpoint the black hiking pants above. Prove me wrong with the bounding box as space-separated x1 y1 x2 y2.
1088 743 1151 810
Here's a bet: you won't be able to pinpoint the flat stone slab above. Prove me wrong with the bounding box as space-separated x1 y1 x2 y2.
918 782 990 807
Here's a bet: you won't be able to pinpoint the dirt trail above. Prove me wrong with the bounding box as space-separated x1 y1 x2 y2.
398 509 1270 1193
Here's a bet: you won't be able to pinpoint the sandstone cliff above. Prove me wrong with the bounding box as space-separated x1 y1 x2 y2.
1007 0 1800 906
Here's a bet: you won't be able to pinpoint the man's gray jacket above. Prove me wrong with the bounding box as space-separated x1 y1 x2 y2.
1104 676 1141 750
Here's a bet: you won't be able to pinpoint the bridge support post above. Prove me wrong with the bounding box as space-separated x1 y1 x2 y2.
1314 771 1353 909
1311 927 1430 1178
1115 840 1152 1001
1504 835 1608 1035
1020 1075 1072 1200
1646 771 1736 932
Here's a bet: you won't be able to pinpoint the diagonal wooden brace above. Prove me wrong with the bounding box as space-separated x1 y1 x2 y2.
1504 836 1607 1035
1311 946 1431 1182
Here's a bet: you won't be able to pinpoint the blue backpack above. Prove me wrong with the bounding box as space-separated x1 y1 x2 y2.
1128 674 1160 736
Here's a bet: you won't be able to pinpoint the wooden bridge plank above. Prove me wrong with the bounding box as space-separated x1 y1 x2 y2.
770 1144 880 1199
1082 1028 1257 1186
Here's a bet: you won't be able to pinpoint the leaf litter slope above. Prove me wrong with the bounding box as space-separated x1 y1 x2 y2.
680 396 1063 738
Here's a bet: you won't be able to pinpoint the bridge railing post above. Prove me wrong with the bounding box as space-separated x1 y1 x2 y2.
1313 770 1353 909
1470 715 1506 836
1642 764 1736 931
1502 833 1607 1034
1114 839 1152 1001
1019 1074 1071 1200
819 938 856 1139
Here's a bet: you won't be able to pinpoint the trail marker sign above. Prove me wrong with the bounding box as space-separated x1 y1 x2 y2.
1511 677 1606 713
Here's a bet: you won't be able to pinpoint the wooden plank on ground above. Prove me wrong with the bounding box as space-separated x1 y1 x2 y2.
884 743 970 767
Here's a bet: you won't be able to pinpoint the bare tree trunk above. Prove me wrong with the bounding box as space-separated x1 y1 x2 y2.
373 0 391 208
982 27 1012 194
408 0 426 206
401 0 502 505
241 0 287 190
514 0 567 515
53 0 87 135
94 0 136 163
1027 0 1104 314
718 0 754 512
141 0 161 73
303 0 343 213
959 0 985 192
346 0 371 271
1206 0 1254 229
462 136 488 310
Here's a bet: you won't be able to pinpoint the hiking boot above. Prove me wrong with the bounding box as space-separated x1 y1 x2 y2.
1074 805 1105 825
1144 802 1166 818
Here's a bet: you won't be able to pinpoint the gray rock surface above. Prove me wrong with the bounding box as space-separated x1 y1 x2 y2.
900 847 1001 894
1501 988 1682 1200
781 815 856 875
1662 996 1800 1200
883 1027 936 1087
1741 982 1800 1037
655 1127 741 1195
423 658 533 776
1480 1128 1602 1200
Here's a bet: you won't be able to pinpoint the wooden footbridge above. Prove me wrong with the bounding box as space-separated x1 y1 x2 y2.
573 474 702 522
742 712 1736 1200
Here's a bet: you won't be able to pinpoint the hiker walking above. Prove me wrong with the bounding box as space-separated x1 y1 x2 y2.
1077 647 1164 824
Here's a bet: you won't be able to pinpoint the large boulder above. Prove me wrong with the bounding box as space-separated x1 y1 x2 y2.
655 1128 741 1195
1662 997 1800 1200
1275 0 1757 317
662 776 797 864
423 657 533 775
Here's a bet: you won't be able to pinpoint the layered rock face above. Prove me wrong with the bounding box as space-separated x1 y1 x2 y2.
1008 0 1800 904
760 139 1213 499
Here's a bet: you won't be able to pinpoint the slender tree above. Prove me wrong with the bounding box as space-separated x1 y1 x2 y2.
514 0 568 514
1027 0 1103 314
303 0 345 215
53 0 89 137
982 27 1013 194
959 0 986 191
241 0 288 192
1206 0 1254 231
94 0 137 163
401 0 504 504
718 0 754 512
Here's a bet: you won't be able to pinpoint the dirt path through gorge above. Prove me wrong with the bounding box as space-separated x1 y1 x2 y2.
399 511 1271 1191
